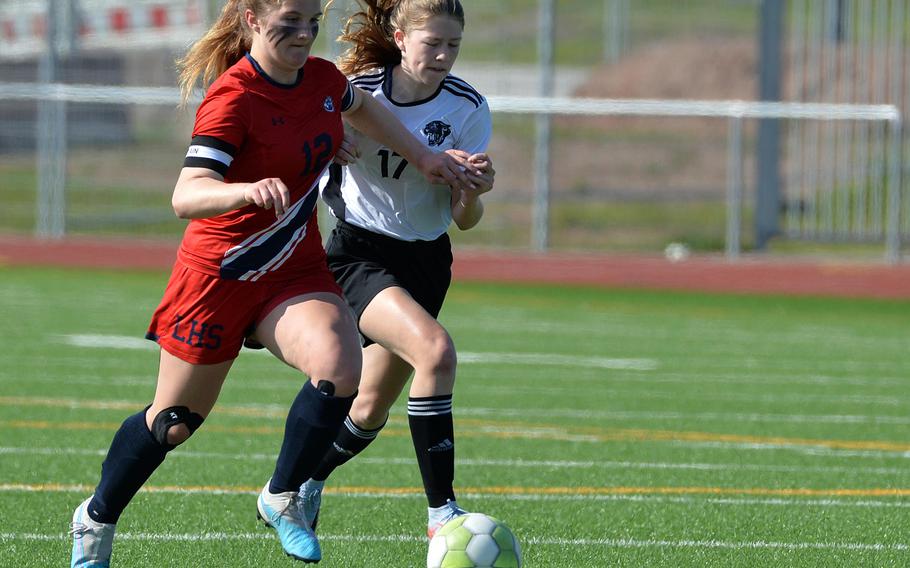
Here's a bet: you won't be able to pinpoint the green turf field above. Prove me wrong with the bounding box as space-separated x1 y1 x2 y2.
1 266 909 567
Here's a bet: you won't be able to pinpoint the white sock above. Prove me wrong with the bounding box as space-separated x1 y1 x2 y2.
301 478 325 495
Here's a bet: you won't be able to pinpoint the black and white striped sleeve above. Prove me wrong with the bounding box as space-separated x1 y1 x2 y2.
183 135 238 176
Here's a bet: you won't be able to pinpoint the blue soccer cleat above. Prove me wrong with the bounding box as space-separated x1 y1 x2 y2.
257 480 322 563
70 497 115 568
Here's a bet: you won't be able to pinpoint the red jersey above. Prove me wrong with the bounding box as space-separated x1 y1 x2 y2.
178 54 354 282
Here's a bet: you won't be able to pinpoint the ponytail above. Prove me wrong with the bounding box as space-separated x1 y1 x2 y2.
336 0 401 77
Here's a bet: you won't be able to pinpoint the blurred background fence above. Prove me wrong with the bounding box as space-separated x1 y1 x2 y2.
0 0 908 261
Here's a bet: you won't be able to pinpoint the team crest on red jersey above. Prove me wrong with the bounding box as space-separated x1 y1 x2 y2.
324 96 335 112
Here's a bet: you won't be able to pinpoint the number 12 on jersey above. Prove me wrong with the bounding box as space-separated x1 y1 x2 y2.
378 149 409 179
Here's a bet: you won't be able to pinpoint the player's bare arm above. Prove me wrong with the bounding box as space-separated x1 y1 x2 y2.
342 86 479 190
172 167 290 219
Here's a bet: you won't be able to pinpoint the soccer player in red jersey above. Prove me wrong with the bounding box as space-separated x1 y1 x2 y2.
69 1 477 565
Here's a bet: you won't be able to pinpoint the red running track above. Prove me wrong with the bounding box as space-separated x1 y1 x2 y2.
1 235 907 300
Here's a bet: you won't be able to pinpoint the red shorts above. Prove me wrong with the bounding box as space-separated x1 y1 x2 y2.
146 262 342 365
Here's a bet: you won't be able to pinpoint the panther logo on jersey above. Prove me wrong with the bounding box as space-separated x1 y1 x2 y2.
421 120 452 147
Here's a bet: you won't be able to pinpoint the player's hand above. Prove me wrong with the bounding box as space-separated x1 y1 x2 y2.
333 131 361 166
451 153 495 206
417 150 480 192
467 152 492 172
243 177 290 218
464 152 495 195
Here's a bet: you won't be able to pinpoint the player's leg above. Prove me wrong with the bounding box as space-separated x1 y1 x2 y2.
251 291 361 562
300 344 411 529
312 343 411 480
72 351 230 568
315 222 462 534
358 286 465 536
310 221 416 484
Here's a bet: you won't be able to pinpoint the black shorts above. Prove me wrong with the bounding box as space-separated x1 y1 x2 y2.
326 220 453 347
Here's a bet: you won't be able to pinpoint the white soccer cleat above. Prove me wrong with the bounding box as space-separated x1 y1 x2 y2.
298 478 324 531
427 500 468 539
257 480 322 563
70 497 115 568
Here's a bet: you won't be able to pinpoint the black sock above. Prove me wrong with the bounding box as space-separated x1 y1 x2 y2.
408 394 455 507
312 415 386 481
270 381 355 494
88 409 170 524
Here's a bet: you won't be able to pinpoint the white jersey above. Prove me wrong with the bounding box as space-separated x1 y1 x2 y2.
321 66 492 241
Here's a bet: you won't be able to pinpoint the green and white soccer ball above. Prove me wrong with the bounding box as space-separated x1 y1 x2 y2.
427 513 522 568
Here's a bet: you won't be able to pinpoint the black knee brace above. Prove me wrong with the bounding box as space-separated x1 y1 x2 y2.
150 406 204 448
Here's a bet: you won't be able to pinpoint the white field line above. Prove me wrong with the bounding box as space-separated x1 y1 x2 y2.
60 334 155 350
3 396 909 450
652 370 910 388
665 358 910 375
488 493 910 509
13 390 910 427
33 335 910 391
57 334 658 371
8 369 910 421
453 319 910 374
3 483 910 510
35 334 910 417
14 360 909 391
557 369 910 389
470 384 909 407
444 313 908 346
8 370 908 416
14 412 898 454
58 331 908 377
665 440 910 459
519 537 910 551
445 314 909 348
44 315 910 356
2 446 907 476
675 391 903 406
1 531 908 552
465 384 906 407
0 532 421 543
50 334 907 406
457 351 657 371
458 407 910 425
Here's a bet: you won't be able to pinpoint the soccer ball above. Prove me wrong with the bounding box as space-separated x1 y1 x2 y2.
427 513 522 568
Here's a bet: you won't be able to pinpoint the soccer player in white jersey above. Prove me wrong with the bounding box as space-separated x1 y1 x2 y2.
301 0 495 539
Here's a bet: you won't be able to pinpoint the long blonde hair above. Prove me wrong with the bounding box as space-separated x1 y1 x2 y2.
336 0 464 77
176 0 282 105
